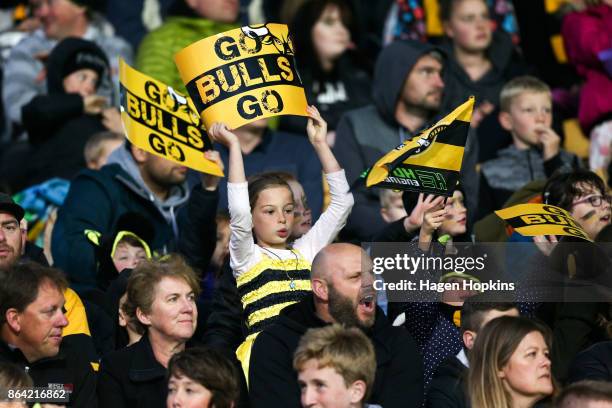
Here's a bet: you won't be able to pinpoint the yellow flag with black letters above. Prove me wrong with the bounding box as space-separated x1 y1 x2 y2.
495 203 592 241
119 59 223 176
174 23 308 130
365 97 474 196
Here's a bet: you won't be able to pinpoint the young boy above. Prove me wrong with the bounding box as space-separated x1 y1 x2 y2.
84 131 124 170
478 76 580 220
379 189 407 223
293 325 378 408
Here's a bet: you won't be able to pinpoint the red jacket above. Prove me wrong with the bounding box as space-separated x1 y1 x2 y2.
562 4 612 133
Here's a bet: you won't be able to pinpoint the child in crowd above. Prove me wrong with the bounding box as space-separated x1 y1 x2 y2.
86 212 154 290
439 0 526 162
0 362 31 408
20 37 122 188
478 76 580 220
167 347 240 408
379 190 407 223
389 184 479 393
84 131 124 170
293 325 378 408
208 106 353 377
266 171 313 241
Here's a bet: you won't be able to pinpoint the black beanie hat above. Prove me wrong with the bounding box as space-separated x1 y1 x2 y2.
68 0 107 13
46 37 109 94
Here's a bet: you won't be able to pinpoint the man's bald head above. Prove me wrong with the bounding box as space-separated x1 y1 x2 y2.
311 243 371 281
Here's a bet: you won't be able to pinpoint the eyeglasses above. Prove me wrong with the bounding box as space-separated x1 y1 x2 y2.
572 195 612 208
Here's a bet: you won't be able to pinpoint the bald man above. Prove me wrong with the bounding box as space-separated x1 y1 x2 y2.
248 243 424 408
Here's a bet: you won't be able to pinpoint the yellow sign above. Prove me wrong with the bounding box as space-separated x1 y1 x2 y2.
365 97 474 196
174 24 308 130
119 59 223 176
495 203 592 241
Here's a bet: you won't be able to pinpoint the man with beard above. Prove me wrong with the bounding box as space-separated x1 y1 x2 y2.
248 243 424 408
0 193 25 271
52 144 220 291
332 40 479 242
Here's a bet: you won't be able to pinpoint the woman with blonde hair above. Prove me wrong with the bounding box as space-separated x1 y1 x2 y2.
468 316 555 408
98 255 201 408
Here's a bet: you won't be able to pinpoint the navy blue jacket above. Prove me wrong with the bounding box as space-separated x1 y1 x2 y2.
52 163 217 291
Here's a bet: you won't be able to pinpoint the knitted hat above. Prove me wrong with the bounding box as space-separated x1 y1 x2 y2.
46 37 109 94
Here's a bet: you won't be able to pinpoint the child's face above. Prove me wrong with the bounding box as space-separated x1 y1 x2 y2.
381 193 407 223
288 180 312 240
298 359 365 408
569 182 611 240
501 92 553 148
252 186 295 249
440 190 467 236
112 242 147 273
444 0 492 52
88 139 123 170
63 68 99 98
167 374 213 408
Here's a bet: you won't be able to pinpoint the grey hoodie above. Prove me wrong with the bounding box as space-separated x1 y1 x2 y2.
334 40 443 241
106 145 190 240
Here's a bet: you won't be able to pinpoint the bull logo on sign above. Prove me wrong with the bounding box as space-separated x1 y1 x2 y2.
241 24 294 57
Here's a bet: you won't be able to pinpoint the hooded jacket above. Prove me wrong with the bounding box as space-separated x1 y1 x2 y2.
440 30 524 112
248 294 424 408
52 144 217 291
333 40 441 242
21 38 110 187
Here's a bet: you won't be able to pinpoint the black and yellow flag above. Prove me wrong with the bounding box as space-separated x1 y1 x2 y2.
495 203 592 241
119 59 223 176
365 97 474 196
174 24 308 130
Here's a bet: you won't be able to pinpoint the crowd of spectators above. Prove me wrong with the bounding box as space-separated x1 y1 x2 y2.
1 0 612 407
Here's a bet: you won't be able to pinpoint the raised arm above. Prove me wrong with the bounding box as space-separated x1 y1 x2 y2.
306 106 341 174
294 107 354 260
208 123 255 276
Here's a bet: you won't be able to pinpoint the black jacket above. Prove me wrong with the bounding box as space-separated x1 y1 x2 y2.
249 295 424 408
426 355 468 408
97 335 168 408
279 55 372 133
201 261 245 354
568 341 612 384
0 339 97 407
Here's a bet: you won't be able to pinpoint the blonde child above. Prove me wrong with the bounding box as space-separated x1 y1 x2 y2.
293 325 377 408
379 190 407 223
208 106 354 376
478 76 580 219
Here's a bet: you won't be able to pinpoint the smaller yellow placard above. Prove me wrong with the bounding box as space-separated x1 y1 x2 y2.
119 59 223 176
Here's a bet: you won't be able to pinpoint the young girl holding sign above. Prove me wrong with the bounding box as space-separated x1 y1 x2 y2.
208 106 353 377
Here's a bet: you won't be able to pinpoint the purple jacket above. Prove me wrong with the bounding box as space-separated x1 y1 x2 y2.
562 5 612 133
